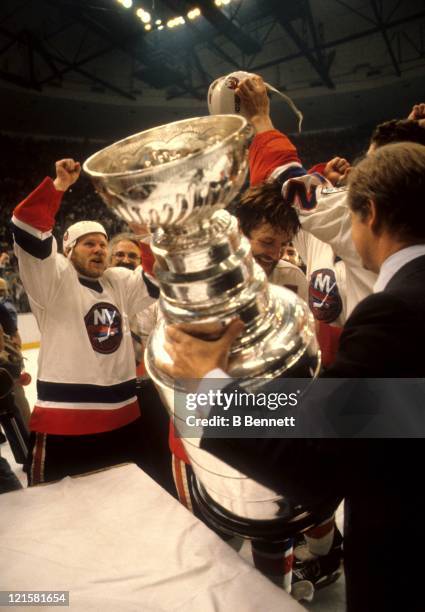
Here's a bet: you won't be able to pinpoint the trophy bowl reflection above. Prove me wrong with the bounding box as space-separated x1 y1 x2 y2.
84 115 321 529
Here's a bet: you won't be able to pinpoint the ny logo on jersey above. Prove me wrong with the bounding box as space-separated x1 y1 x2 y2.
283 173 326 212
93 308 116 326
314 272 334 294
309 268 342 323
84 302 123 354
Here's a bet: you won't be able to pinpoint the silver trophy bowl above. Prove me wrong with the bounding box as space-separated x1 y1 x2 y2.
84 115 320 524
84 115 249 229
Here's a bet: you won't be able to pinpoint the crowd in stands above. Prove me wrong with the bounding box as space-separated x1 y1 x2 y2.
292 124 372 169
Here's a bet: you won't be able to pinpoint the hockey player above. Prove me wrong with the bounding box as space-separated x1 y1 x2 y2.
236 74 375 324
236 77 425 325
12 159 159 485
232 182 308 302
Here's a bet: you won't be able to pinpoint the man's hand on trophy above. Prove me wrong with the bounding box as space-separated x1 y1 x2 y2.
236 76 274 134
53 158 81 192
160 318 244 379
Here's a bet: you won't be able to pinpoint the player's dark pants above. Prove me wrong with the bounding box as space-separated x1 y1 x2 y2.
136 378 177 498
26 382 177 497
26 417 151 486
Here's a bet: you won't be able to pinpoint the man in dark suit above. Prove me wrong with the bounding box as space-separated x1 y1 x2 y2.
161 142 425 611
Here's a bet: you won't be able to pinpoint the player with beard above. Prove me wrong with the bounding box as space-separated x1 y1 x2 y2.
12 159 159 485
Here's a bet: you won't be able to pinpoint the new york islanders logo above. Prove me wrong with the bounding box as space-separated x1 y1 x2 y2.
283 173 327 212
84 302 123 354
309 269 342 323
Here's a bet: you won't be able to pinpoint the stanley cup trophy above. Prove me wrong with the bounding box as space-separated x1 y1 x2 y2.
84 114 325 535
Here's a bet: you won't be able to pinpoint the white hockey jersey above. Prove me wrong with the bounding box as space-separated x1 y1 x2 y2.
294 230 347 326
12 177 158 435
249 130 376 321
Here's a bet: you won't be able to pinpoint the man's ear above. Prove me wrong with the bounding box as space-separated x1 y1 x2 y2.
368 199 380 233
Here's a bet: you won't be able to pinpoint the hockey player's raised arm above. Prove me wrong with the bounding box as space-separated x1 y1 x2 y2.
240 77 356 264
236 76 304 185
11 159 81 308
13 159 80 230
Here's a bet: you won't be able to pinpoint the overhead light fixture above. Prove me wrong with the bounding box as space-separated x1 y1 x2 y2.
121 0 133 8
167 16 185 28
136 8 151 23
187 8 201 20
135 5 196 32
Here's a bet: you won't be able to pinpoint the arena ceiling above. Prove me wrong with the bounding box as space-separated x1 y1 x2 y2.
1 0 424 137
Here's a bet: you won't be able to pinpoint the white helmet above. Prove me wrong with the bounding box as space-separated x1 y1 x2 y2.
207 71 253 118
63 221 108 255
207 70 303 132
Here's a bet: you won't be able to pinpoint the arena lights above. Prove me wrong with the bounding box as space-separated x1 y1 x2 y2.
132 4 202 34
136 8 151 23
167 16 185 28
215 0 231 6
117 0 133 8
187 8 201 20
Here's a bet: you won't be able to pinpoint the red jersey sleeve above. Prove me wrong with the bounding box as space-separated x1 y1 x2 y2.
13 177 63 232
249 130 300 186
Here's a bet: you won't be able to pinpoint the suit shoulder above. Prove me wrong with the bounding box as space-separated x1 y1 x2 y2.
330 290 424 376
346 290 409 323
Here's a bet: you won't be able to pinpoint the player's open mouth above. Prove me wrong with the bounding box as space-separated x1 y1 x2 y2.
255 256 274 269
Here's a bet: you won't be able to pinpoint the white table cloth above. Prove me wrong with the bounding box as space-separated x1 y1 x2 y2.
0 464 305 611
